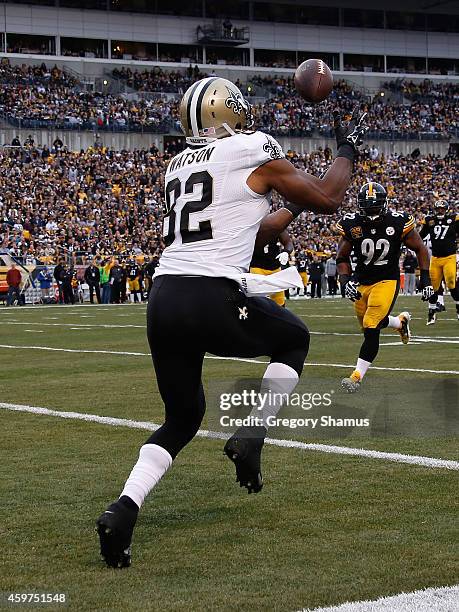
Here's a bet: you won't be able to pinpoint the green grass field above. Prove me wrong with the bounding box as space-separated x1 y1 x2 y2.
1 296 458 611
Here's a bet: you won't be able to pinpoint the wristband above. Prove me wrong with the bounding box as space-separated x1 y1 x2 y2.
339 273 350 287
420 269 431 289
282 201 304 219
337 143 356 163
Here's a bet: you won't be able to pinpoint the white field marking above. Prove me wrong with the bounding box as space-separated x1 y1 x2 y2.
294 311 458 322
0 344 149 357
1 402 458 471
310 330 459 341
79 315 96 318
304 584 459 612
0 343 458 375
6 322 143 329
0 304 146 312
7 321 459 344
379 341 415 347
24 329 44 333
412 337 459 344
70 327 92 331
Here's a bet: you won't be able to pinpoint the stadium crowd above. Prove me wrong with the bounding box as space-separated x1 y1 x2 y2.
112 65 204 93
0 61 456 139
0 142 455 267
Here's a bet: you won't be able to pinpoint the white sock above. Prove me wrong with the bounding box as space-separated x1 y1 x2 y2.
428 303 437 311
120 443 172 509
249 362 299 427
355 358 371 380
387 315 402 329
438 295 444 305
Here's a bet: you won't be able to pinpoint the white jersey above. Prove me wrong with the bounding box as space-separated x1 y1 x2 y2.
154 131 285 278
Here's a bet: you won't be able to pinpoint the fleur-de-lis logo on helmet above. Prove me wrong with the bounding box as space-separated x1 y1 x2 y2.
225 87 254 127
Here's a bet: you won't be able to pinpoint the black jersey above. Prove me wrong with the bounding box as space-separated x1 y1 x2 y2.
336 210 415 285
127 264 141 280
250 240 281 271
419 213 459 258
297 259 308 273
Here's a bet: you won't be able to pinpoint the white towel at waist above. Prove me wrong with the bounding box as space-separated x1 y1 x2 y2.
228 266 303 297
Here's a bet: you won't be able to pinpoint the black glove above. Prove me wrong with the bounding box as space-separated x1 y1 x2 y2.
421 285 435 301
339 274 362 302
344 279 362 302
334 106 369 160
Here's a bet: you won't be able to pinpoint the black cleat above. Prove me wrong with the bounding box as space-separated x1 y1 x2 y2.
426 309 437 326
96 497 138 568
224 426 266 494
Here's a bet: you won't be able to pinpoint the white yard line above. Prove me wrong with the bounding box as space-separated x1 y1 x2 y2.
1 402 458 471
303 584 459 612
5 322 459 343
0 304 146 311
0 344 457 374
5 321 144 329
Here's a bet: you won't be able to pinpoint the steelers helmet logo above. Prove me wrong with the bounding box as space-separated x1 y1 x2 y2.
386 227 395 235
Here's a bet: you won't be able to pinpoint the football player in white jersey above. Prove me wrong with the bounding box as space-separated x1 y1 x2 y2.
96 76 369 568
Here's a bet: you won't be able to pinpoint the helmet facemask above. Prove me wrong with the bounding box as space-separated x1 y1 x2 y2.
434 200 448 220
357 182 387 222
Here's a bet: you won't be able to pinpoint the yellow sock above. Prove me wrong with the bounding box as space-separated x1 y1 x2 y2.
350 370 361 383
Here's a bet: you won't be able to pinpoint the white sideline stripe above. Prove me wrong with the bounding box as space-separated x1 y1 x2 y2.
0 344 458 374
0 303 146 311
5 322 459 344
0 344 149 357
293 312 459 322
5 321 144 329
304 584 459 612
1 402 458 471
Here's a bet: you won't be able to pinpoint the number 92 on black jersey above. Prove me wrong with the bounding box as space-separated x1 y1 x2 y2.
336 211 415 285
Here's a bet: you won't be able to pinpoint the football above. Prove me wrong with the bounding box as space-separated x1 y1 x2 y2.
294 58 334 103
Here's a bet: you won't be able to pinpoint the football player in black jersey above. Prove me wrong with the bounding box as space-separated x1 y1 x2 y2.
419 199 459 325
336 182 433 393
296 255 309 296
250 230 293 306
127 259 142 303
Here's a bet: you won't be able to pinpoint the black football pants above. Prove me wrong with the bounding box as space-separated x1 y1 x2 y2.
145 275 310 458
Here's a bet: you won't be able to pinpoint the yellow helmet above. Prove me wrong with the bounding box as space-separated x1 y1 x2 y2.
180 77 254 145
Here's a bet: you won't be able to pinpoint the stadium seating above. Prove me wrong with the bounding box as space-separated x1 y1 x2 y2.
0 142 454 264
0 62 456 139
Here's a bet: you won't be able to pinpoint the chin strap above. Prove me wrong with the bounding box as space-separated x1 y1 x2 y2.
221 122 236 136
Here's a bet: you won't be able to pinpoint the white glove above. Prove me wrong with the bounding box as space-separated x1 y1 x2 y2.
276 252 289 266
344 280 362 302
421 285 435 301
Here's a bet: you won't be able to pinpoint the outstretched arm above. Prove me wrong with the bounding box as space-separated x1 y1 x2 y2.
253 107 368 244
248 156 353 215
